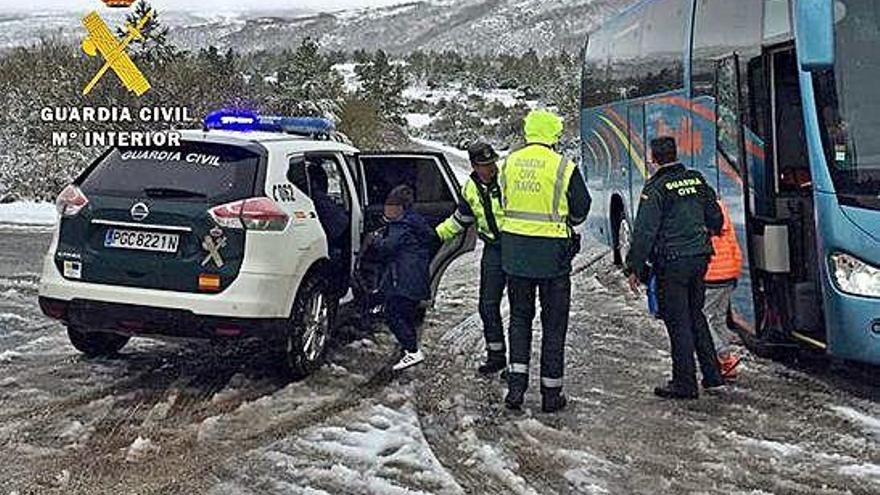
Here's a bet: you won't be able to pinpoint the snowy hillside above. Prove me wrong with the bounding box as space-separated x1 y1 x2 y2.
175 0 630 55
1 0 631 55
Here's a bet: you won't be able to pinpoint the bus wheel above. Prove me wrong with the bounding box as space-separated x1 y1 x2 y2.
615 217 632 266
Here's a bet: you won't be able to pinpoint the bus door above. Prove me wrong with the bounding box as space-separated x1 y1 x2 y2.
626 103 647 220
746 44 825 346
713 53 759 336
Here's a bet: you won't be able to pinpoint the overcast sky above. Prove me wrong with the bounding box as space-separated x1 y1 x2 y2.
0 0 409 12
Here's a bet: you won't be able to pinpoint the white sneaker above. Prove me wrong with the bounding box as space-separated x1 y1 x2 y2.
392 350 425 371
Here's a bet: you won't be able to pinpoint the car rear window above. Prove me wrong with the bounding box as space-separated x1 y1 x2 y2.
79 142 262 203
360 156 455 206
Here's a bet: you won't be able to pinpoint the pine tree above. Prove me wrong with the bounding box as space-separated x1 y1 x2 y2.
355 50 407 121
117 0 180 65
274 38 344 116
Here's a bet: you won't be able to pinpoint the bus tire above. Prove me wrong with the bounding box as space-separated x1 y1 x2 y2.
284 275 336 380
67 327 130 357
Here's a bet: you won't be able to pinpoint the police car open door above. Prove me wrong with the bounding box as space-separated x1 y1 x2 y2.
356 152 477 300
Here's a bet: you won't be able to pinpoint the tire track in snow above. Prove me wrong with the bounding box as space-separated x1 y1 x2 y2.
415 249 610 494
14 329 402 494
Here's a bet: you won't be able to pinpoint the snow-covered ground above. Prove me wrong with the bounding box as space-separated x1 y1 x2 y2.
333 62 361 93
0 201 56 226
403 86 536 109
0 196 878 494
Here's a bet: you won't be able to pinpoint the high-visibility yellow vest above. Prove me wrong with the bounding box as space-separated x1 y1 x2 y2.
499 144 576 239
436 176 504 243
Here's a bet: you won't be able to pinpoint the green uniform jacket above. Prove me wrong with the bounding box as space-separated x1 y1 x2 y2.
436 172 504 244
625 163 724 282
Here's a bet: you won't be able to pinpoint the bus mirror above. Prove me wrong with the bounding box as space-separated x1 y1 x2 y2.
795 0 835 71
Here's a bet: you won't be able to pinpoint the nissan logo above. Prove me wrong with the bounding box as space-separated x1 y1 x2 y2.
130 202 150 221
872 319 880 336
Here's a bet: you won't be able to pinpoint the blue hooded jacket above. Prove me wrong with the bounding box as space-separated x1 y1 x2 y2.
366 209 433 301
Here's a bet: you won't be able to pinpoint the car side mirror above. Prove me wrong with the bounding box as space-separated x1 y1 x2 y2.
795 0 835 71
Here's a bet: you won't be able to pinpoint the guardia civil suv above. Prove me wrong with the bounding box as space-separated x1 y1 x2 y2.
38 110 474 377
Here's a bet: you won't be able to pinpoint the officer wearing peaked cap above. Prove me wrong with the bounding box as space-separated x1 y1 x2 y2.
499 109 591 413
436 141 508 375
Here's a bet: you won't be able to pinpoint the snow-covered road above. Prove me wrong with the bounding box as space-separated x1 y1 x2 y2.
0 226 878 494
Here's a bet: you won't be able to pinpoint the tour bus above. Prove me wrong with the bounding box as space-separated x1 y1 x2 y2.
581 0 880 364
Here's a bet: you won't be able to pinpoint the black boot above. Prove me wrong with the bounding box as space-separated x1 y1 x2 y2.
505 373 527 410
541 390 568 413
477 351 506 375
653 382 698 400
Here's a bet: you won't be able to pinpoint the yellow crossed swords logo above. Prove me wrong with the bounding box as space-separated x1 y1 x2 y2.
81 9 154 96
201 231 228 269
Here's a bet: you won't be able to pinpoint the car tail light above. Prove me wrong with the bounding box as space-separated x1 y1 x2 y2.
56 185 89 217
208 197 288 231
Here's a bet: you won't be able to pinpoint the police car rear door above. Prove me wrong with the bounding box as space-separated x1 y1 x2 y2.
356 152 477 299
61 141 265 293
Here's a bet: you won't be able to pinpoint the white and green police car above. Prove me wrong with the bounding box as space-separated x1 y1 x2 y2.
38 110 474 378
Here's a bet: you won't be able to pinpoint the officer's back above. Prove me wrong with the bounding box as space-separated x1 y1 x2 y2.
626 141 722 280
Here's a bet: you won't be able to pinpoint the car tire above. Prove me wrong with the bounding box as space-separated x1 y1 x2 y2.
285 275 336 379
67 327 130 357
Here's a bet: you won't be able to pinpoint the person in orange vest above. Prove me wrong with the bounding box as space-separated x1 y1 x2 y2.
704 200 744 379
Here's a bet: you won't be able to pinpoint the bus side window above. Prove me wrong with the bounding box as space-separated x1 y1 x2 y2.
639 0 688 96
582 31 612 108
608 16 643 100
692 0 763 97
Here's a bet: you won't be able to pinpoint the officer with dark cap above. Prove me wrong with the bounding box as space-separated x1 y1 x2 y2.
436 141 508 375
624 136 726 399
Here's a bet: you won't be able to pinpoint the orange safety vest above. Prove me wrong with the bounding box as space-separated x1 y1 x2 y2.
706 201 743 283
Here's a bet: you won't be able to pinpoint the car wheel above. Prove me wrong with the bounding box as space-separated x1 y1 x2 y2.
67 326 130 357
285 275 335 379
616 217 632 266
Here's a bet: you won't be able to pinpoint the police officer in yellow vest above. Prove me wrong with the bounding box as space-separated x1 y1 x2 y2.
500 109 591 413
436 142 508 375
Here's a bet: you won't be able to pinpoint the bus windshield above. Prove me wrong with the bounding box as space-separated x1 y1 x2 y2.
814 0 880 210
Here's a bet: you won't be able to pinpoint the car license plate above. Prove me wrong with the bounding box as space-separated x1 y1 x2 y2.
104 229 180 253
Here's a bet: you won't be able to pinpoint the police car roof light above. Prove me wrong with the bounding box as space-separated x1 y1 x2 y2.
204 110 335 137
204 109 261 132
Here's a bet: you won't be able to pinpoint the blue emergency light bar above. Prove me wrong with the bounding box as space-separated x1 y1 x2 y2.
204 110 336 136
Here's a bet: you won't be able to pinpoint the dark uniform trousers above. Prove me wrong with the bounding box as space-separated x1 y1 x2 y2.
480 242 507 354
385 295 419 353
656 255 723 392
507 274 571 394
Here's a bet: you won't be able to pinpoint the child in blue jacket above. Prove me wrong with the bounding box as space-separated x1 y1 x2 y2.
364 185 434 371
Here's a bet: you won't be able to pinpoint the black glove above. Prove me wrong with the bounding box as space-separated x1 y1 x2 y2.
569 232 582 259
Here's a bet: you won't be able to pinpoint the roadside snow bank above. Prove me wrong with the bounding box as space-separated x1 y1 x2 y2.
0 202 57 226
